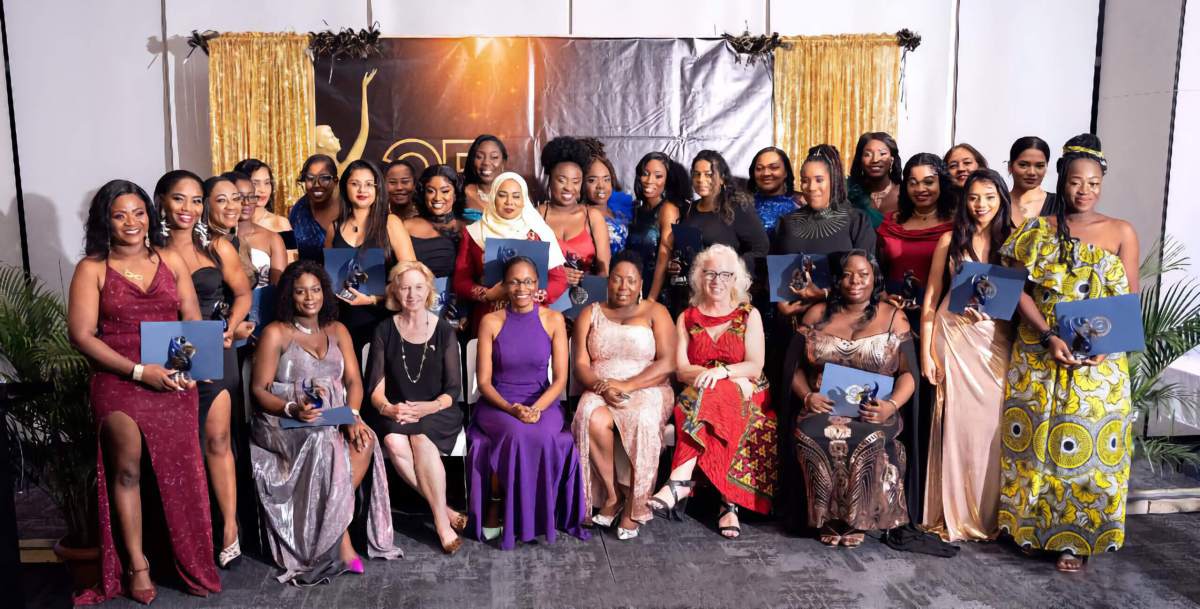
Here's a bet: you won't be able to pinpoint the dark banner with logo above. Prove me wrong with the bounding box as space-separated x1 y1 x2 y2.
314 38 773 195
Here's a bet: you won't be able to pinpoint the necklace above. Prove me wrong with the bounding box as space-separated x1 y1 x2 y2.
869 182 893 209
122 268 144 282
293 321 315 335
399 311 433 383
913 207 938 221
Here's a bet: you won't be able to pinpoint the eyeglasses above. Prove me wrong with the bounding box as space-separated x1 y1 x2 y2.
702 271 735 282
300 174 336 187
506 278 537 288
240 192 259 203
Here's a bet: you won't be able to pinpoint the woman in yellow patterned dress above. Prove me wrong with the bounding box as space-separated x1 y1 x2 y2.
997 134 1140 573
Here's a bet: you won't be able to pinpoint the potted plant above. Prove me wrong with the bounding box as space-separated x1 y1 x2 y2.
0 265 98 589
1131 238 1200 471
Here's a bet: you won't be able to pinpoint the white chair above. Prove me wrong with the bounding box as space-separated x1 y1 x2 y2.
465 336 568 405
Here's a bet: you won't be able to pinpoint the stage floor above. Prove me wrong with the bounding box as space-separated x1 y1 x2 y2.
22 507 1200 609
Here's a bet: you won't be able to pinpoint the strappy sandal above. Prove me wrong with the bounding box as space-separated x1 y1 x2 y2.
126 555 156 605
449 511 468 533
819 525 843 546
717 502 741 539
648 480 695 521
591 504 624 528
840 530 865 548
1056 551 1087 573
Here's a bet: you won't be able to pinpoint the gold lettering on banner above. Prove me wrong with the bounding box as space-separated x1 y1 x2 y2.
381 138 484 174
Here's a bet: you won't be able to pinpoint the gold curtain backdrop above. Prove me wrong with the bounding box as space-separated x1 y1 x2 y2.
773 34 901 172
208 33 314 212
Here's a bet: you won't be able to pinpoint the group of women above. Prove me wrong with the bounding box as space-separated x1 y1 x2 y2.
66 129 1138 604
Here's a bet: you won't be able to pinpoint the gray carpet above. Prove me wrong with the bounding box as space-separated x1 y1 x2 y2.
22 509 1200 609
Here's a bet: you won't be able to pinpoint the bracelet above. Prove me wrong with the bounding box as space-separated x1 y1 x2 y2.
351 408 361 417
882 398 900 410
1037 330 1055 348
131 363 144 382
283 401 298 418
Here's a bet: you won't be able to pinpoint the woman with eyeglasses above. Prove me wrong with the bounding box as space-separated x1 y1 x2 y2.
649 244 776 539
234 158 291 233
289 154 341 261
324 159 416 354
467 255 588 549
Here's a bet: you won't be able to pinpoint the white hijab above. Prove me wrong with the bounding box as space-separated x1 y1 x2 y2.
466 171 566 269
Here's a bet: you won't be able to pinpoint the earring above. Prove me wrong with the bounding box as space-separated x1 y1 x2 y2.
159 216 171 240
194 221 211 247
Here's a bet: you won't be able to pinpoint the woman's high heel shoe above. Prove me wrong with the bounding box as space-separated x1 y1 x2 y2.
481 526 502 541
616 526 639 541
449 512 469 533
217 537 241 569
442 535 463 555
345 556 365 575
717 502 741 539
127 556 157 605
648 479 694 521
591 505 624 528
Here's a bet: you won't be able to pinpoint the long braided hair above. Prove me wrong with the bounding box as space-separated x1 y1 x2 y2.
1051 133 1107 263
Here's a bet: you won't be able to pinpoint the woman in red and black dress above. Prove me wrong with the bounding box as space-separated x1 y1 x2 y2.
539 137 611 287
68 180 220 604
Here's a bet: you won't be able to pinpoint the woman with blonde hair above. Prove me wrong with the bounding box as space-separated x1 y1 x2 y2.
366 261 467 554
649 244 776 539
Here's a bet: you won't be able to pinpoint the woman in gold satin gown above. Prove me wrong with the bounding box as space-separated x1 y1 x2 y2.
919 169 1015 541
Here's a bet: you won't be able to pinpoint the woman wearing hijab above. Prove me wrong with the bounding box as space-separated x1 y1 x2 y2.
452 172 568 335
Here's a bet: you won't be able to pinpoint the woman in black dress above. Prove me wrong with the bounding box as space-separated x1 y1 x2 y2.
405 164 462 279
367 261 467 554
156 170 252 567
679 150 770 275
324 159 416 353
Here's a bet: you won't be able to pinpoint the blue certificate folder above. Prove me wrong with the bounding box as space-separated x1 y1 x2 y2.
280 406 357 429
249 285 278 336
550 274 608 319
324 247 386 296
819 363 895 418
483 239 550 286
766 253 832 302
139 320 225 381
432 276 452 315
671 224 704 263
1054 293 1145 356
948 262 1028 318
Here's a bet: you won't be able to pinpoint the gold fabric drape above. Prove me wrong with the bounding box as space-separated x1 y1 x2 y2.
773 34 900 170
209 33 314 213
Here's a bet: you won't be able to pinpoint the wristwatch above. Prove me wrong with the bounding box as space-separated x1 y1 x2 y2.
283 401 298 418
1038 329 1055 348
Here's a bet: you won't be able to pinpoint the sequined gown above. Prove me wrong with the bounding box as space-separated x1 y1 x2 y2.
75 261 220 604
794 319 911 532
251 331 401 585
673 304 777 513
571 304 674 523
997 218 1134 556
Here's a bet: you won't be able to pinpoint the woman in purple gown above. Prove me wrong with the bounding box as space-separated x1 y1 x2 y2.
467 256 589 549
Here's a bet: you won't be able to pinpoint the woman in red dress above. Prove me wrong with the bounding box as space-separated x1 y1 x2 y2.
648 244 777 538
68 180 221 604
876 153 959 304
452 172 568 334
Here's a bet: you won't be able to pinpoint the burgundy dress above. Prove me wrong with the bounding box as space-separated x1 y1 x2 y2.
75 261 221 605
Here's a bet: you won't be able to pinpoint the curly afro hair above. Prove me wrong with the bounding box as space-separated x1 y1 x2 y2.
540 136 592 176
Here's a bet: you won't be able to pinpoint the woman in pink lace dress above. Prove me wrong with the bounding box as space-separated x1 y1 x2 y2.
571 251 675 540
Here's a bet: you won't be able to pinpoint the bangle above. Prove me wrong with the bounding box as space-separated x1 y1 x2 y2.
131 364 144 382
1038 330 1055 348
283 401 298 418
883 398 900 410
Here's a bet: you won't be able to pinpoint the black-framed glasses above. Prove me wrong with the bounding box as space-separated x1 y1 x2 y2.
506 278 537 288
300 174 336 187
240 192 259 203
702 271 735 282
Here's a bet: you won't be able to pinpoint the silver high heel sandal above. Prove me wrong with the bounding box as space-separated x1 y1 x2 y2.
616 526 639 541
591 505 624 529
217 538 241 569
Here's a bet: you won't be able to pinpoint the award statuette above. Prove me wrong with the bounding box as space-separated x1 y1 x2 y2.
899 269 922 309
336 258 369 301
965 274 998 312
301 378 325 410
166 335 196 384
564 252 589 304
497 245 518 266
1068 315 1112 361
846 381 879 412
